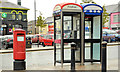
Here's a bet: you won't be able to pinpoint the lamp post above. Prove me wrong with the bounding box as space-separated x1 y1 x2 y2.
36 10 41 34
34 0 36 34
75 0 77 3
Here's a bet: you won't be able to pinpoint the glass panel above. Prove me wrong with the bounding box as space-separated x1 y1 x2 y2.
12 12 16 20
93 43 100 60
64 47 71 60
56 44 61 61
55 19 61 61
85 21 91 39
113 14 120 23
76 20 80 39
22 15 27 21
63 14 80 39
93 16 100 39
63 16 72 39
75 44 80 61
16 13 22 20
73 14 80 39
85 43 91 59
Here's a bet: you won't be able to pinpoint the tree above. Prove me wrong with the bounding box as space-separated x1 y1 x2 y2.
36 13 47 33
81 0 109 26
102 5 109 26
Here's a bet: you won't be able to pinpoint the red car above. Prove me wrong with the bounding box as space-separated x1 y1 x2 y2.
42 34 54 47
31 34 44 44
31 35 38 43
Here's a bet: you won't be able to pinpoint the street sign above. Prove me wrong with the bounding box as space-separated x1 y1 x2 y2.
2 13 7 18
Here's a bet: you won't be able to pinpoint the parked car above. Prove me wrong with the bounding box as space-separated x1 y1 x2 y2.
109 30 120 41
31 35 39 43
116 30 120 41
0 36 6 49
42 34 54 47
37 34 45 45
3 35 33 49
2 35 13 49
102 30 116 43
31 34 44 44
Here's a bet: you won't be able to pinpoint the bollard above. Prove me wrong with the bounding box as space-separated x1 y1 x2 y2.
102 42 107 72
71 43 76 70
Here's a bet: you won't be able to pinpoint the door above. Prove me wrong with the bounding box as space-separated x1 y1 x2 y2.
84 15 102 62
62 12 81 62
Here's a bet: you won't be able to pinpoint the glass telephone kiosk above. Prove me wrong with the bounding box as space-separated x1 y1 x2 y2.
53 3 103 67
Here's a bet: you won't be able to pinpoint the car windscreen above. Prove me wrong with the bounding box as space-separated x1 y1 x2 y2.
40 35 44 37
51 35 61 39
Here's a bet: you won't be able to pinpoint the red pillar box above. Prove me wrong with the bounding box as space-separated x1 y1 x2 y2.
13 29 26 70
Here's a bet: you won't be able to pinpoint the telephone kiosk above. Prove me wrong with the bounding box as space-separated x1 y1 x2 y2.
53 3 103 67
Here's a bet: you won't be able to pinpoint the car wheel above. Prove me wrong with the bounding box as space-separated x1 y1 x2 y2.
42 42 45 47
52 42 54 46
4 44 8 49
108 38 111 43
37 40 40 45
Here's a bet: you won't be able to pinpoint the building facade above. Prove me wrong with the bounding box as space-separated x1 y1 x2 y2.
45 17 54 34
28 20 48 34
0 1 29 35
105 2 120 30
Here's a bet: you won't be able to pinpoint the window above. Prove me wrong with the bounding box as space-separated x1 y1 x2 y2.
22 15 27 21
113 14 120 23
13 24 23 29
18 12 22 20
16 12 22 20
48 35 52 39
12 12 16 20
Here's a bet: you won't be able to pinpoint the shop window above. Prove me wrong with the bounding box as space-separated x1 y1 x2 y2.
13 24 23 29
12 12 16 20
16 12 22 20
22 15 27 21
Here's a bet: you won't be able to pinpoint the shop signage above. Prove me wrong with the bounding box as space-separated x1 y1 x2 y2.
62 5 82 10
2 13 7 18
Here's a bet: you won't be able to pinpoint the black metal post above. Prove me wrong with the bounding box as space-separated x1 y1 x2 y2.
102 42 107 72
71 43 76 70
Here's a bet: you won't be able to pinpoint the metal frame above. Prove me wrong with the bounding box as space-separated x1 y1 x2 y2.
53 3 103 67
84 14 102 62
54 12 82 66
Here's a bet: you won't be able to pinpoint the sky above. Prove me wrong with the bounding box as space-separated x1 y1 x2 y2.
7 0 120 22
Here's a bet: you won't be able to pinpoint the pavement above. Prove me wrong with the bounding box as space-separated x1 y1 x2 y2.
0 43 119 71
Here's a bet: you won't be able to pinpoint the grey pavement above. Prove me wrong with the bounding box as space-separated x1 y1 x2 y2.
0 45 119 71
